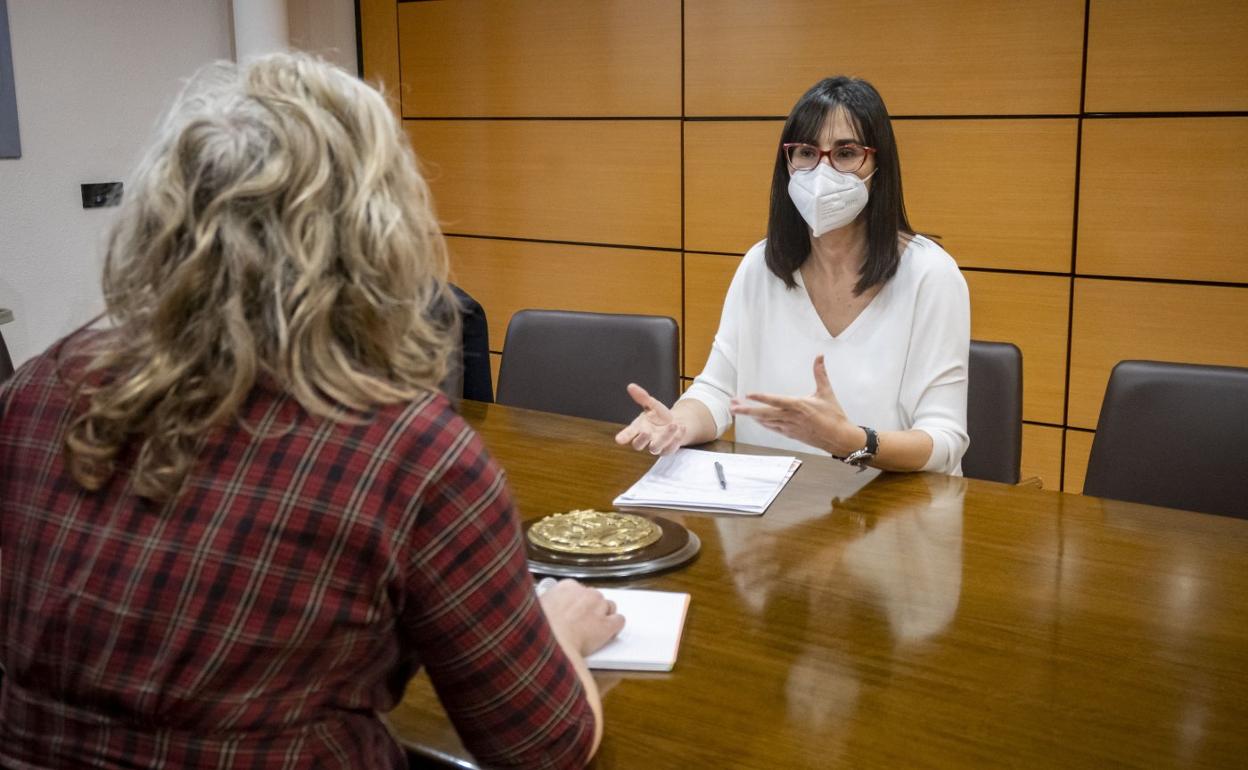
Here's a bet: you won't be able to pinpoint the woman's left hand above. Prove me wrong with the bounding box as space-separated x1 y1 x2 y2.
729 355 858 455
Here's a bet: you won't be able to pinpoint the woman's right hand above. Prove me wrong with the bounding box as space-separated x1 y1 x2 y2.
614 383 687 455
539 579 626 657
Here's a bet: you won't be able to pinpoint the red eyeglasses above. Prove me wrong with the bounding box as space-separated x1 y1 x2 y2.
782 142 876 173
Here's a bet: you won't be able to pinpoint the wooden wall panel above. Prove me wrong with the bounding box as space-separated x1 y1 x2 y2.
406 120 681 248
686 119 1079 272
1085 0 1248 112
963 272 1070 425
397 0 681 117
447 237 682 353
684 121 779 255
1063 430 1095 495
489 352 502 397
365 1 1248 496
359 0 401 109
899 120 1077 273
684 0 1084 116
683 252 740 378
1078 118 1248 283
1068 279 1248 429
1021 424 1064 491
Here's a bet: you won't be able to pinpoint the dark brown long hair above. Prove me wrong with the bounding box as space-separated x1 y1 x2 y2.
765 76 914 295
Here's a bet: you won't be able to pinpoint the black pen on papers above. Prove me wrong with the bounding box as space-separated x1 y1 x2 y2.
714 460 727 490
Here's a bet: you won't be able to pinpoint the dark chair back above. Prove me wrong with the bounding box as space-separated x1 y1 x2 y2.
455 287 493 403
495 309 679 424
437 285 493 404
0 328 14 384
1084 360 1248 519
962 340 1022 484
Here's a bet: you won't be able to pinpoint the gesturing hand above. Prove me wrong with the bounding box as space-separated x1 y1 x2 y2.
729 355 856 455
614 383 686 456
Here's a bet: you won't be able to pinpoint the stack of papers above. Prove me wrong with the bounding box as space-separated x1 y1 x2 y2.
586 588 690 672
612 448 801 515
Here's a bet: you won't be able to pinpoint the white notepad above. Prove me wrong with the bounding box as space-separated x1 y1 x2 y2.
586 588 690 672
612 448 801 515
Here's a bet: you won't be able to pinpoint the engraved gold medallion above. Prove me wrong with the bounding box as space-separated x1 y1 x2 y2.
527 509 663 555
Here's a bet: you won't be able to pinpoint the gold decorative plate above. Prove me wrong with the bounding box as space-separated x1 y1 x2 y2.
527 509 663 555
524 510 700 579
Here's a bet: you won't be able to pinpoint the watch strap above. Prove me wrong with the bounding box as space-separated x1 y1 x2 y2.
843 426 878 466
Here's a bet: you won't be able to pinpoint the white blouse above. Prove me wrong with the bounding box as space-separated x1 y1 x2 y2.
681 235 970 475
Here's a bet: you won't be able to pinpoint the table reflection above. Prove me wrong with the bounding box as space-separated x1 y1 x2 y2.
389 403 1248 769
714 472 965 761
718 472 964 641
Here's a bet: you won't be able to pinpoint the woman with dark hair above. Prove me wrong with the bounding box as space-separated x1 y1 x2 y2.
617 77 969 474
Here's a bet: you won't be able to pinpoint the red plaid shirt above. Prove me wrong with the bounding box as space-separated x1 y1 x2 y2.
0 337 594 769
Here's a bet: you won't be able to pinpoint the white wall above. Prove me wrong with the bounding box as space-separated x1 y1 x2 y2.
234 0 288 62
0 0 234 367
0 0 360 367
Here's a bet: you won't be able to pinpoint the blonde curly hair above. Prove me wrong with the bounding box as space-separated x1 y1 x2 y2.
65 53 454 501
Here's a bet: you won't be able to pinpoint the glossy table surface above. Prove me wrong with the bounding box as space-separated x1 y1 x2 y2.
387 401 1248 769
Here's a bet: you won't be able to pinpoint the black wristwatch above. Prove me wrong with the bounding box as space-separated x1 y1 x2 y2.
842 426 879 466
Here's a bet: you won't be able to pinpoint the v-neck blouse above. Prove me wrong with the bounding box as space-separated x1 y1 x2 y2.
792 261 891 340
682 235 970 474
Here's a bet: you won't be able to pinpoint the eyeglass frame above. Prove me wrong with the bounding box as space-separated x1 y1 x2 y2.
781 142 877 174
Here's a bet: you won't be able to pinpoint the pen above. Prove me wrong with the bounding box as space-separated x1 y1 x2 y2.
714 460 727 490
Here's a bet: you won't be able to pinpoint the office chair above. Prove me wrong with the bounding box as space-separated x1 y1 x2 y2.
962 340 1023 484
495 309 679 424
437 285 493 404
1083 360 1248 519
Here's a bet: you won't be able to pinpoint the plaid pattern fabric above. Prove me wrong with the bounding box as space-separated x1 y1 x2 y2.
0 339 594 769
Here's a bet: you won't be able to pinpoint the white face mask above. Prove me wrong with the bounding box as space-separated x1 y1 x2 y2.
787 164 875 236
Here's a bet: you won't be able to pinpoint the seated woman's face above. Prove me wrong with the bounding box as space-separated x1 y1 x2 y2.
800 107 877 187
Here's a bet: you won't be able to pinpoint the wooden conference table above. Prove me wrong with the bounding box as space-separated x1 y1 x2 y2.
387 401 1248 769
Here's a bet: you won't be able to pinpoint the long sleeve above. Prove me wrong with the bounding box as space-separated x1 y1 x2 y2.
676 237 969 471
400 426 594 770
902 258 971 474
681 255 750 435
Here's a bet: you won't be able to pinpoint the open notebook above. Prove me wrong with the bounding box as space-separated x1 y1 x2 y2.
613 448 801 515
586 588 691 672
